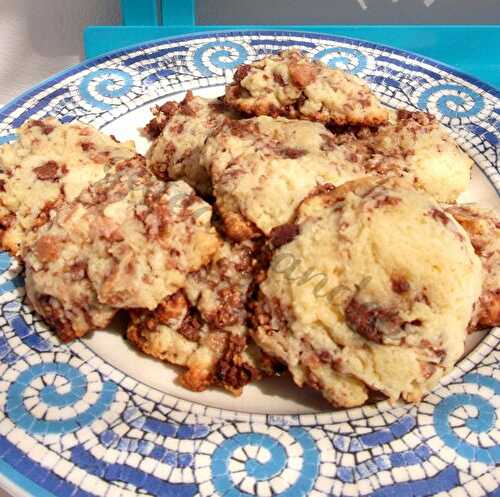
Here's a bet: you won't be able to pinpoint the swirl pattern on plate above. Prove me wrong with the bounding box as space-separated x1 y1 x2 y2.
0 31 497 497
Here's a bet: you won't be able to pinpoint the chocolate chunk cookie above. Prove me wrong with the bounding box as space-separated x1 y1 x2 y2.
25 158 219 342
225 50 389 126
146 91 237 196
445 203 500 330
253 176 482 407
358 110 473 202
0 118 137 255
127 240 277 394
201 116 367 240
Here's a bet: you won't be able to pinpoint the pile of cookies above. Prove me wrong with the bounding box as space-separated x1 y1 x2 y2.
1 50 498 408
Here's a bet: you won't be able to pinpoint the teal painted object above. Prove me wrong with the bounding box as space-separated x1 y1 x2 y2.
84 25 500 89
161 0 195 25
120 0 159 25
87 0 499 88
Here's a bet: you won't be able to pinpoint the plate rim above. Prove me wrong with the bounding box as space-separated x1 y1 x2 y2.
1 28 498 124
0 28 498 497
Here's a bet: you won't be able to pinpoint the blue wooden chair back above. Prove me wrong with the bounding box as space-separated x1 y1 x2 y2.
84 0 499 88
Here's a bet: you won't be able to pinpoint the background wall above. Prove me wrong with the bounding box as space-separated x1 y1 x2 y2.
198 0 500 26
0 0 120 105
0 0 498 105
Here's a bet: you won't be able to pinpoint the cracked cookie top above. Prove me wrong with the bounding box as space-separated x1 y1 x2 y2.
25 157 219 342
225 50 389 126
253 176 482 407
0 118 137 255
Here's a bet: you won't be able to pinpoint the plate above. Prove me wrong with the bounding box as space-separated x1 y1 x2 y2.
0 30 498 497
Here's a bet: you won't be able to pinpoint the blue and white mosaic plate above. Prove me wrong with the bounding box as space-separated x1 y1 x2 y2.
0 31 499 497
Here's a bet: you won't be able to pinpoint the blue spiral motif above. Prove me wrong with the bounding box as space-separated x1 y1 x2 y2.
417 83 485 119
0 251 24 295
433 373 500 464
6 362 117 434
0 251 12 273
78 68 133 110
314 47 368 74
0 133 16 145
193 41 248 77
210 428 319 497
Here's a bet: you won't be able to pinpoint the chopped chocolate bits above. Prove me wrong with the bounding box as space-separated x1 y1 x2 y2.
345 297 401 344
233 64 251 83
391 276 410 294
279 148 307 159
270 223 299 248
288 61 319 88
29 119 55 135
34 161 60 181
429 208 450 225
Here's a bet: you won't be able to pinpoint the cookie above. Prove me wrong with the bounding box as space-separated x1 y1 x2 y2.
445 203 500 329
253 176 482 407
127 240 277 394
225 50 388 126
360 110 473 202
201 116 367 240
25 158 219 342
145 91 236 196
0 118 137 255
